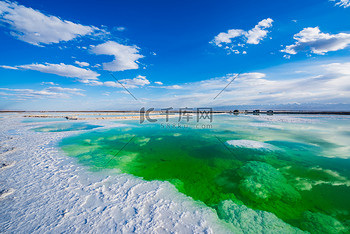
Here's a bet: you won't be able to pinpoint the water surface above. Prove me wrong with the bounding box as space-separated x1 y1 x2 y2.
34 122 102 132
60 115 350 233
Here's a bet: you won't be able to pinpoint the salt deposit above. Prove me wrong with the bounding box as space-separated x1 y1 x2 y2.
0 115 231 233
226 140 276 150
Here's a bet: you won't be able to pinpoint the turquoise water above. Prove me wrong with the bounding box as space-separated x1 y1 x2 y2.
60 115 350 233
22 118 68 123
33 122 102 132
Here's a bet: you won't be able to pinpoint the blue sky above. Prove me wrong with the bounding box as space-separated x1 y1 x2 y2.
0 0 350 110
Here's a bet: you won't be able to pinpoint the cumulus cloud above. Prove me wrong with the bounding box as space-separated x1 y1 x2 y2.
91 41 144 71
245 18 274 44
154 81 163 85
100 75 150 89
122 75 150 87
281 27 350 55
74 61 90 67
212 29 245 46
1 63 100 82
0 1 100 46
211 18 273 53
0 86 85 99
331 0 350 8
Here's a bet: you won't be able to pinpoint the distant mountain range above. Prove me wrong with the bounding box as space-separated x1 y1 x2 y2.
211 103 350 111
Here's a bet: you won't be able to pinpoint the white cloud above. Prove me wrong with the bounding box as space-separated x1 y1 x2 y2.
118 90 130 95
0 86 85 99
151 84 184 89
0 65 18 70
323 62 350 75
245 18 274 44
212 29 245 46
154 81 163 85
281 27 350 55
1 62 103 85
13 63 99 82
0 1 100 46
141 62 350 107
166 85 183 89
45 86 84 94
211 18 273 53
91 41 144 71
152 73 264 92
92 64 101 68
115 26 125 31
101 75 150 89
103 81 119 88
74 61 90 67
331 0 350 8
41 81 58 86
121 75 150 87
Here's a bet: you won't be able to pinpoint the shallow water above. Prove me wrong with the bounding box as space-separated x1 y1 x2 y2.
22 118 68 123
60 115 350 233
33 122 102 132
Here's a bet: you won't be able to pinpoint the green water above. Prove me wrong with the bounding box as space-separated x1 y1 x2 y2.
60 115 350 233
33 122 102 132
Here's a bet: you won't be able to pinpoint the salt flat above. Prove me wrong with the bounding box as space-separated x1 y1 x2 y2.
0 114 230 233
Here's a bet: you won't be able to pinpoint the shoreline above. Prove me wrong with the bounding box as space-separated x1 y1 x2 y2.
1 110 350 115
18 111 350 121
